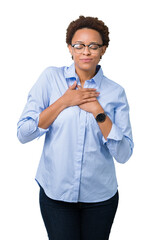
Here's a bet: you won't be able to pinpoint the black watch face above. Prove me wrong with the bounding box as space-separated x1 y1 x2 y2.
96 113 106 122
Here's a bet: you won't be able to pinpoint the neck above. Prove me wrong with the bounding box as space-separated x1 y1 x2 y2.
75 67 96 88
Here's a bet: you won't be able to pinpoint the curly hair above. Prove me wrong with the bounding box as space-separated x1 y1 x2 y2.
66 15 110 47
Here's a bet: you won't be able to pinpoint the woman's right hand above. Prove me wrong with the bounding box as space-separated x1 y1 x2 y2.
38 81 100 130
61 81 100 107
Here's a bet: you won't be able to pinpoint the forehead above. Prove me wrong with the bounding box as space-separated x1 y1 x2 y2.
72 28 102 43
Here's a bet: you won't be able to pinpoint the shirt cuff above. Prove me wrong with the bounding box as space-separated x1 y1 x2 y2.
102 123 123 144
37 127 49 137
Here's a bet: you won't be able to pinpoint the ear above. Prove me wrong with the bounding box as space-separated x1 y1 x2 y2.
68 44 73 55
101 45 107 56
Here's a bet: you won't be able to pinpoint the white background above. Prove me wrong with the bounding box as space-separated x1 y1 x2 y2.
0 0 151 239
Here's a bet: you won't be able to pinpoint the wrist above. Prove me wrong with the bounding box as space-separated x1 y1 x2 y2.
58 96 69 109
59 95 69 108
92 105 104 118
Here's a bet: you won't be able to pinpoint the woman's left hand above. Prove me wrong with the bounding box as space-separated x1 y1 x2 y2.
77 85 103 117
77 85 112 140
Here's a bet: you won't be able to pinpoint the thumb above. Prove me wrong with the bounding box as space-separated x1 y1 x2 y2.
69 81 77 89
77 85 82 89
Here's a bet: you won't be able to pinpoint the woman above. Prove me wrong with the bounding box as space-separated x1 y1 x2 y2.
17 16 134 240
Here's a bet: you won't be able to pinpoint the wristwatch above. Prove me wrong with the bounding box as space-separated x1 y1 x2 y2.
95 112 107 123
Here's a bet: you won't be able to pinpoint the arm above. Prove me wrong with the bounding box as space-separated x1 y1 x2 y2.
38 97 67 129
17 79 99 143
79 87 134 164
92 104 113 141
17 70 50 144
96 88 134 164
38 81 99 129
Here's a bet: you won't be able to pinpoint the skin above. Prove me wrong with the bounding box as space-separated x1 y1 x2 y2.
38 28 112 140
68 28 106 86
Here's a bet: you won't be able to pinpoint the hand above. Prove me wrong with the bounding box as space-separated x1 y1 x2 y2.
61 81 100 107
77 85 103 115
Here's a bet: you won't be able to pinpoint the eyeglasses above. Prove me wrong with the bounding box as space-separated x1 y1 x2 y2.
72 43 103 54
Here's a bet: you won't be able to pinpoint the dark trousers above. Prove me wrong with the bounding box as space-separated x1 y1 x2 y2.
39 186 119 240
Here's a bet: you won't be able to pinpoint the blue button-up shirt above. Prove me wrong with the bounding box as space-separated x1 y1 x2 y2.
17 63 134 203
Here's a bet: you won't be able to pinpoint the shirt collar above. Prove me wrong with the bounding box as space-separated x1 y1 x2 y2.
64 63 104 88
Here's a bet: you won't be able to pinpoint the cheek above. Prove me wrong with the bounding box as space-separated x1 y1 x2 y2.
93 56 101 64
96 55 101 60
73 54 80 62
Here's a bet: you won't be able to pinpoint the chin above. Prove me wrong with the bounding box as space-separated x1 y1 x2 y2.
78 63 97 71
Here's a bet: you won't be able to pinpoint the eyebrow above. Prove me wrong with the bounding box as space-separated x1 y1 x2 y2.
74 41 102 45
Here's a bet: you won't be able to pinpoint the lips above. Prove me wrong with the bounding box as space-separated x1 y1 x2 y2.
80 58 93 63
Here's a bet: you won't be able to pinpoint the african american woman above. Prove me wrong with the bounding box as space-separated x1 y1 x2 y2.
17 15 134 240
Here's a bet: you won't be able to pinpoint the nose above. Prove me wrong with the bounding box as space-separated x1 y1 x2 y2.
83 46 91 55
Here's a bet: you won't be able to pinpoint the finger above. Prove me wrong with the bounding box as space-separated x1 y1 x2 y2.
88 98 97 101
83 88 97 91
82 98 97 103
82 89 98 93
77 85 82 89
82 92 100 99
69 81 77 89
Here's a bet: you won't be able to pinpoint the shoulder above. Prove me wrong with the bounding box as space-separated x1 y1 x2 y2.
101 74 128 104
33 65 66 88
42 65 66 78
97 65 124 94
102 75 124 93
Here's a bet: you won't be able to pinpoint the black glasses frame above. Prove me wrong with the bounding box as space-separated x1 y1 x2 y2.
72 43 103 49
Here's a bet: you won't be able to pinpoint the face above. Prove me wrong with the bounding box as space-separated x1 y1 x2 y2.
68 28 106 73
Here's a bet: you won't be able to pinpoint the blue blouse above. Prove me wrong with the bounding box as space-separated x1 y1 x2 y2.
17 63 134 203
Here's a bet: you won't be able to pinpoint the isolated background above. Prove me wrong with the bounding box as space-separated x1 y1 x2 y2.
1 0 151 239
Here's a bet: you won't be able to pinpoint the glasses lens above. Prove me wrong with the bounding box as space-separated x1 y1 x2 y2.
73 44 84 53
89 44 100 50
